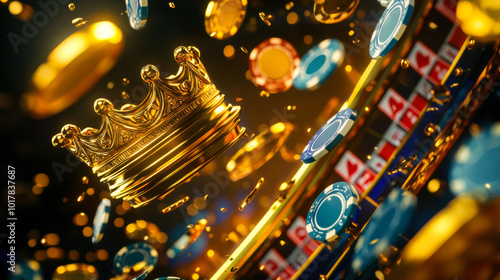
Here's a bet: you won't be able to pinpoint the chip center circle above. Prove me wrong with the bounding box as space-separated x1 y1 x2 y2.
369 206 396 247
258 48 292 79
306 54 327 75
469 146 500 186
124 250 148 266
315 193 345 230
379 5 403 44
312 119 341 150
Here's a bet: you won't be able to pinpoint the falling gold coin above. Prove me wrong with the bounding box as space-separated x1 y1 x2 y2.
122 78 130 86
236 97 244 102
226 122 294 181
400 59 410 69
260 90 270 97
169 2 175 8
205 0 247 40
77 192 86 202
259 12 271 26
313 0 360 24
238 177 264 211
121 91 130 99
162 196 190 213
454 67 463 76
240 46 248 53
220 207 227 212
68 3 75 11
82 176 89 184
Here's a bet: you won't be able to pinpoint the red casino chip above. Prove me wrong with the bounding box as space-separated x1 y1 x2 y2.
249 38 300 93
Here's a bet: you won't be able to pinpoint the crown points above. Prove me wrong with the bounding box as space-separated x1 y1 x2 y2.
94 98 114 115
141 64 160 83
52 134 68 148
62 124 80 139
174 46 200 63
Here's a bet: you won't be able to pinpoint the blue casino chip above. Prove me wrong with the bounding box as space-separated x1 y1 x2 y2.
294 39 345 91
378 0 390 7
369 0 414 59
114 242 158 275
126 0 148 30
301 108 357 163
8 260 43 280
351 188 417 273
450 122 500 199
306 182 359 243
92 198 111 244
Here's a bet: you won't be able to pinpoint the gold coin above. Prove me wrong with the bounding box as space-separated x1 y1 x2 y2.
21 21 124 119
52 263 98 280
313 0 360 24
226 122 294 181
205 0 247 40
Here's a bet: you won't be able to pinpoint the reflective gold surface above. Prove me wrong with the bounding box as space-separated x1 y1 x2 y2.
52 46 245 207
226 122 294 181
22 21 124 119
205 0 247 40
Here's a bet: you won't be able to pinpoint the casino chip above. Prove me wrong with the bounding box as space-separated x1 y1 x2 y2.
306 182 359 243
205 0 247 40
114 242 158 275
249 38 300 93
378 0 390 7
301 108 357 163
294 39 345 91
125 0 148 30
450 122 500 199
9 260 43 280
351 188 417 273
92 198 111 244
369 0 414 59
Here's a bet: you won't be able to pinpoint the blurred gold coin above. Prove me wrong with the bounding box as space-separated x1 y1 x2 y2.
205 0 247 40
226 122 294 181
52 263 98 280
313 0 360 24
457 0 500 42
21 21 124 119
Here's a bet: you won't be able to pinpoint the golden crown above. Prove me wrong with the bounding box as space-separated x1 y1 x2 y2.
52 46 245 207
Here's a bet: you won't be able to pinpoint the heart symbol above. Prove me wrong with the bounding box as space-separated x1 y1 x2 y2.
347 160 358 177
389 97 404 117
416 52 430 69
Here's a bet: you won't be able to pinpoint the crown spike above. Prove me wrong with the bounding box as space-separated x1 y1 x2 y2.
94 99 114 115
141 64 160 83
